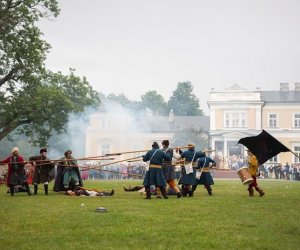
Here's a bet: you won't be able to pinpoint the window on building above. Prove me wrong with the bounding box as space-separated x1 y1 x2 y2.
101 143 110 155
268 155 278 163
293 146 300 163
224 112 247 128
293 113 300 128
268 113 277 128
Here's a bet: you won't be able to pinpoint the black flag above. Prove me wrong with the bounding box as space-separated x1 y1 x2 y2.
238 130 290 165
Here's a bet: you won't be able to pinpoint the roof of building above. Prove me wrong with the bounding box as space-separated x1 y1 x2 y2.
261 91 300 103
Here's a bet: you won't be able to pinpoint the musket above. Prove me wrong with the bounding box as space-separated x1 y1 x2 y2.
105 149 148 156
0 155 115 166
80 156 143 171
31 157 115 167
104 145 199 156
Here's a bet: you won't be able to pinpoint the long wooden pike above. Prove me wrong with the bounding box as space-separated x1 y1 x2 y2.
104 145 198 156
31 157 116 167
203 149 216 153
81 168 143 178
105 149 148 156
1 156 115 166
80 156 143 171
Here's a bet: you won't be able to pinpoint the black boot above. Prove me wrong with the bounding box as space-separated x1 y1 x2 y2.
44 184 48 195
34 184 38 195
189 185 197 197
24 182 32 196
145 186 151 199
181 185 187 197
172 186 182 198
10 185 14 196
248 186 254 197
159 186 168 199
206 185 212 195
176 192 182 198
255 186 265 197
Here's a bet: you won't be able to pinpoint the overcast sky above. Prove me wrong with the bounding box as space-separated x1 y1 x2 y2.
38 0 300 114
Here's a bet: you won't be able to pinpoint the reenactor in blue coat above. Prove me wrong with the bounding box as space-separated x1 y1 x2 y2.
195 152 216 195
177 144 203 197
143 142 170 199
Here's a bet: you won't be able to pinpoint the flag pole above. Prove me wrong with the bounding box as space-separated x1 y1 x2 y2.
290 150 300 160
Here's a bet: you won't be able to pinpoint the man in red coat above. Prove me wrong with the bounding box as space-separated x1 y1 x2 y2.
0 147 32 196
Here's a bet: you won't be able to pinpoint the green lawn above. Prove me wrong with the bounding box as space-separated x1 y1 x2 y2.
0 179 299 250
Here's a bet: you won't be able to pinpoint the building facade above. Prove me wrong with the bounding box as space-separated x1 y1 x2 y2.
85 109 209 160
207 83 300 168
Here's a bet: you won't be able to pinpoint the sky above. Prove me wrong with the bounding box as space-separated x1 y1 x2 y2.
38 0 300 115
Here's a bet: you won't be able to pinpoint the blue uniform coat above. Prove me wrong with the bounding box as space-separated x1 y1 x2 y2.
143 146 170 187
178 149 203 185
196 156 215 185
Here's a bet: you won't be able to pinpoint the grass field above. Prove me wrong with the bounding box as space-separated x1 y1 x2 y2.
0 179 299 250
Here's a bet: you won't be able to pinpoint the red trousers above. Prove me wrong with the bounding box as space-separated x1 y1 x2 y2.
249 175 258 188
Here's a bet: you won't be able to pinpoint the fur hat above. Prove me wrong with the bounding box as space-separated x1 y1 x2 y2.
64 150 72 156
11 147 19 153
40 148 47 154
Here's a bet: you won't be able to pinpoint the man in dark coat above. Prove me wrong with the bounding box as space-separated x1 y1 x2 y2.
177 144 202 197
143 142 170 199
195 152 216 195
0 147 31 196
29 148 55 195
53 150 83 192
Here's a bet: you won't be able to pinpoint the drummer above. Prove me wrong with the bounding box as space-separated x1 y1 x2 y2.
246 149 265 197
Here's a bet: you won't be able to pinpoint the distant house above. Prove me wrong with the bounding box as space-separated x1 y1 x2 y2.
85 108 209 159
207 83 300 167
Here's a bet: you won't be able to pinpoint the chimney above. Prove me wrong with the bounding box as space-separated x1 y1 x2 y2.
295 82 300 91
280 82 289 91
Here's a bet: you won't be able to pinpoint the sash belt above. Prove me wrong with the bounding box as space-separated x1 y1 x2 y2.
149 164 161 169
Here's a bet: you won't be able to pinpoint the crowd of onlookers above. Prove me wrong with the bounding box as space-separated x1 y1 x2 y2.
82 159 300 181
257 163 300 181
85 162 147 180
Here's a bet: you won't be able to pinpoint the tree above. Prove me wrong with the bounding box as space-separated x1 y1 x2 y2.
141 90 168 115
0 0 59 88
99 93 143 112
0 1 100 146
106 93 132 107
0 69 99 145
167 82 203 116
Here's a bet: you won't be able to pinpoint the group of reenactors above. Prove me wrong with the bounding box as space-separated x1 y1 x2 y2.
142 140 216 199
0 140 264 198
0 147 82 196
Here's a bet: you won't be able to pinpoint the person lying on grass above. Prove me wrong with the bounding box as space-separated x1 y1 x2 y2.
66 186 114 197
123 184 181 197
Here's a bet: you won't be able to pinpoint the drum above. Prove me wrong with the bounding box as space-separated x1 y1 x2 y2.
237 167 253 185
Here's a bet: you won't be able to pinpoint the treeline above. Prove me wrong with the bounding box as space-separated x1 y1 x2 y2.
101 81 203 116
